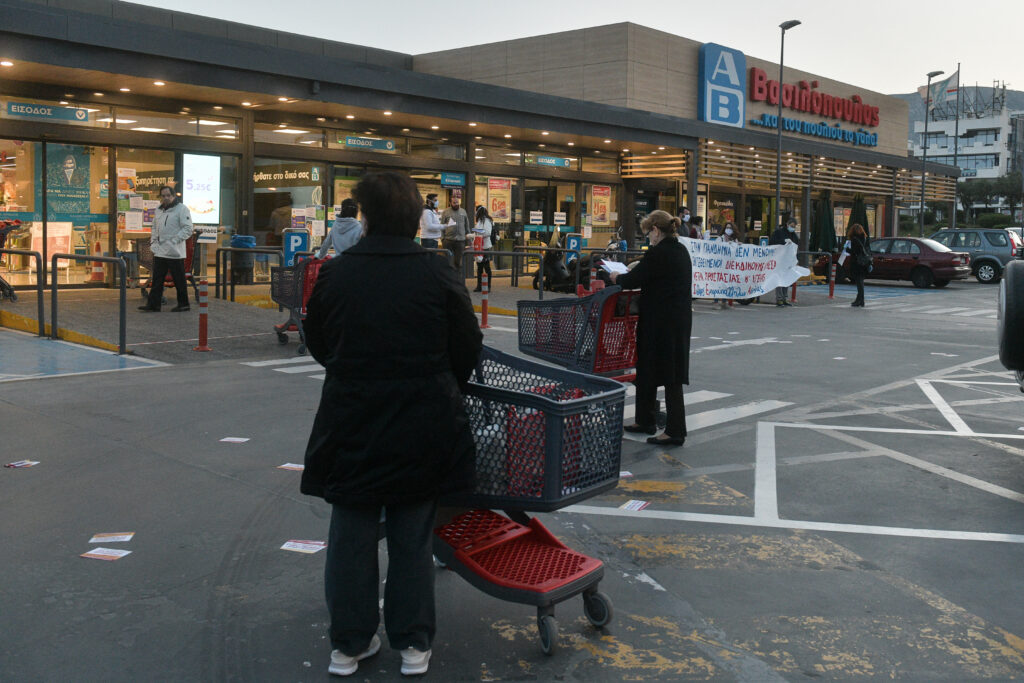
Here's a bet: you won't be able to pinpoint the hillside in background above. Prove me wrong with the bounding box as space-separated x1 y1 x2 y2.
890 87 1024 135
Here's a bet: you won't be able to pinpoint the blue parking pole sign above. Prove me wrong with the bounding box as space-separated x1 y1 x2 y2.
565 233 582 265
283 229 309 266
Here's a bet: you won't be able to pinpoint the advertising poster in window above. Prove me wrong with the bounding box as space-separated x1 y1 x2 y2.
46 146 91 216
116 167 137 193
487 178 511 222
183 154 221 225
592 185 611 226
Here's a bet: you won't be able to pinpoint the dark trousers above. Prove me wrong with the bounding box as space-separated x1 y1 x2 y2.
442 239 464 269
146 256 189 309
774 285 788 304
853 271 865 304
475 256 492 289
325 499 438 655
635 379 687 438
420 238 438 250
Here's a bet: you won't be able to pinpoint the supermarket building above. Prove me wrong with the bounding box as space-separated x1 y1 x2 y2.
0 0 957 286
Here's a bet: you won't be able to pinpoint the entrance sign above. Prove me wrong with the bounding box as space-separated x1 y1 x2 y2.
440 172 465 187
681 237 808 299
536 156 572 168
343 136 395 152
7 101 89 122
698 44 746 128
529 211 543 225
182 154 221 225
553 211 567 226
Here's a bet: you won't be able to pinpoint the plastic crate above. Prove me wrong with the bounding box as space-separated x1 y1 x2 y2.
518 286 638 375
446 346 624 512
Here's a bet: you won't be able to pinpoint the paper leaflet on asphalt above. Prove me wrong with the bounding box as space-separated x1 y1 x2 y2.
679 237 810 299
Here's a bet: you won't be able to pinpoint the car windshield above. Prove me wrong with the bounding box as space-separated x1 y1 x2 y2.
920 238 950 252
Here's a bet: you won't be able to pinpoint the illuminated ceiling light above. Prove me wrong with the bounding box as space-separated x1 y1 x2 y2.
604 139 611 144
594 150 601 154
567 142 575 146
475 155 486 159
786 151 792 156
278 97 289 102
622 148 630 152
119 87 130 92
59 101 69 105
651 151 657 155
299 140 318 144
153 81 165 86
196 119 226 126
474 136 482 140
658 146 665 150
820 156 826 160
316 117 326 122
749 147 755 151
345 114 355 119
93 92 104 97
383 111 393 116
541 131 550 136
213 106 223 110
215 134 237 139
708 140 715 145
182 107 190 111
538 143 546 147
504 134 512 138
402 128 410 132
430 125 439 130
96 117 137 124
274 128 309 134
241 101 252 107
278 123 287 127
754 153 760 158
131 127 168 132
0 60 13 67
468 122 477 127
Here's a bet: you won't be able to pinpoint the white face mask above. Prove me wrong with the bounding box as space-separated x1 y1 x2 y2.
725 228 734 236
682 214 690 222
788 225 796 232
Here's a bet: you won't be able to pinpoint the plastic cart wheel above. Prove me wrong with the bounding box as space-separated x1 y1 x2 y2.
583 590 613 628
537 615 558 656
296 344 307 355
276 331 288 345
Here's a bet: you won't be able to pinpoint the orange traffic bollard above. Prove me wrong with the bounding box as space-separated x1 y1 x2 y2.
479 272 491 329
193 279 212 352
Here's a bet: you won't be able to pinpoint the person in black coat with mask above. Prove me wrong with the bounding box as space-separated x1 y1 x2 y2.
301 171 483 677
844 222 872 307
609 210 692 447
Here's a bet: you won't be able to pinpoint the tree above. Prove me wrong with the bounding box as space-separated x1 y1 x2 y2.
977 179 998 211
957 179 986 220
996 172 1023 219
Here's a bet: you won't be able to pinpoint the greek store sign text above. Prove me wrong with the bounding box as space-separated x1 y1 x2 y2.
749 113 878 147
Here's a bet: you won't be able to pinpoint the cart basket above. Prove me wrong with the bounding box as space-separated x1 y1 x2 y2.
443 346 625 512
518 286 638 375
270 262 306 311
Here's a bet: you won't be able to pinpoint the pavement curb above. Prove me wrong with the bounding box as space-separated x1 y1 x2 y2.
0 310 122 353
474 304 517 317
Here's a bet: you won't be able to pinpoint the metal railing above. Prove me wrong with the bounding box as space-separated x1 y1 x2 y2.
0 248 45 336
465 250 544 298
50 253 127 354
213 247 285 301
794 250 835 301
425 248 455 265
511 246 582 291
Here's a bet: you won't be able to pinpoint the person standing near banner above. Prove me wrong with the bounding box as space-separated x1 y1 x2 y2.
609 210 691 447
843 223 872 307
769 218 798 307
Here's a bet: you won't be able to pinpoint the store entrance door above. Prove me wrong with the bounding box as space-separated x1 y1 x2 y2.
44 143 110 285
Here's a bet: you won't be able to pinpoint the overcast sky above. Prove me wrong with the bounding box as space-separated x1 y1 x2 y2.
125 0 1020 96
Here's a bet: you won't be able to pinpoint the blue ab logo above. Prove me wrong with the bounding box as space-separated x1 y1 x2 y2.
698 43 746 128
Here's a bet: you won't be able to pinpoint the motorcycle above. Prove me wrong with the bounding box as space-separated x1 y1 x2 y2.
532 250 592 293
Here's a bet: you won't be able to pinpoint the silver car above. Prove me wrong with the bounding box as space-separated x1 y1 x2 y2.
929 228 1023 283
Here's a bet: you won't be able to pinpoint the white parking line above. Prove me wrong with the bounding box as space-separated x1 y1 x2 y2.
273 364 324 374
952 309 999 317
917 379 974 434
242 357 315 367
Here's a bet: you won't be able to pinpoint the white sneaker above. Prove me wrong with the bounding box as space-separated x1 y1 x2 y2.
400 647 431 676
328 634 381 676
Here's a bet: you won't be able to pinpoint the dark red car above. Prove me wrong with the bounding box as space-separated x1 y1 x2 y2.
814 237 971 288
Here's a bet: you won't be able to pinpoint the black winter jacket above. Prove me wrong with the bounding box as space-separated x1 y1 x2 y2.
301 235 483 506
616 237 692 386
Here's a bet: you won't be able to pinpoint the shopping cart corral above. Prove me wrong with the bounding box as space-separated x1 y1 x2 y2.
434 346 625 655
270 256 327 354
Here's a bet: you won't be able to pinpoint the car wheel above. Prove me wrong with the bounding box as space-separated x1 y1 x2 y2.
976 262 1000 284
911 267 933 289
998 261 1024 369
933 279 950 288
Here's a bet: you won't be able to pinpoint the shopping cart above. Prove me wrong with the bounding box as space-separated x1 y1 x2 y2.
517 285 640 382
136 233 201 304
434 346 625 654
0 219 24 302
270 256 326 354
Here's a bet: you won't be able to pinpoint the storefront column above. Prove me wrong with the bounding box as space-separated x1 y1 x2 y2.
889 169 899 237
465 140 477 212
622 178 640 248
241 109 255 234
737 187 747 238
686 148 699 216
799 183 811 258
107 145 117 287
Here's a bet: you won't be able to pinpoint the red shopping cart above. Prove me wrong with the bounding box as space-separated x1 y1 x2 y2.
0 219 24 302
434 346 625 655
517 285 639 382
270 256 327 354
136 233 201 305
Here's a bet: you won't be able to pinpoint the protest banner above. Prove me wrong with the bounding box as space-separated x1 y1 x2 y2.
679 237 809 299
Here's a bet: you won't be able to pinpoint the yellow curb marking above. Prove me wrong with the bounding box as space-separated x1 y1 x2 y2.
0 310 121 353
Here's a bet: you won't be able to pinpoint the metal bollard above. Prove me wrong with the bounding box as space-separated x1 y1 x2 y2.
479 272 491 329
791 281 798 304
193 279 211 352
829 261 837 299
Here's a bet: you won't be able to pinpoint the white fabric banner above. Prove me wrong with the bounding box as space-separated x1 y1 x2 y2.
679 237 810 299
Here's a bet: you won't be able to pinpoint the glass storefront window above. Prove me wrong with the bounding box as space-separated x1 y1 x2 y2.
47 143 110 285
476 145 521 166
115 109 237 138
253 158 326 247
0 97 112 129
1 139 41 286
474 175 520 235
581 155 619 174
255 123 324 147
583 183 620 241
409 138 465 161
327 131 402 154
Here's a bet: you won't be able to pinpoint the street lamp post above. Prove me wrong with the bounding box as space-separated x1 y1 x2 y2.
920 69 944 236
776 20 801 234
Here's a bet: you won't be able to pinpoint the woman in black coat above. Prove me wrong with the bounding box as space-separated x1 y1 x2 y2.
845 223 872 307
610 210 692 447
301 171 483 677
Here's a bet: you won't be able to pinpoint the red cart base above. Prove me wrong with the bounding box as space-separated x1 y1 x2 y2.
433 509 613 655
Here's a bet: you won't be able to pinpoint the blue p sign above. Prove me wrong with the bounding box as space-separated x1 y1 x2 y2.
284 230 309 266
698 43 746 128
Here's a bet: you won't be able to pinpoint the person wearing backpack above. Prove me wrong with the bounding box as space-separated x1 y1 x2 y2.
441 196 469 269
471 205 494 292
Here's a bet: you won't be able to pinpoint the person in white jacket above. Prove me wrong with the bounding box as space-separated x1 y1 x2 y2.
471 205 494 292
317 198 362 258
419 193 443 249
139 185 194 312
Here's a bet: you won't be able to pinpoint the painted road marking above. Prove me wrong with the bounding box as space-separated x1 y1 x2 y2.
622 399 791 441
952 309 998 317
692 337 784 353
755 422 778 520
622 390 731 424
0 329 165 383
916 379 974 434
273 363 324 374
242 357 316 367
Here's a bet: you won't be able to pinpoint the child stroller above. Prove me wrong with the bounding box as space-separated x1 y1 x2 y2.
0 219 24 302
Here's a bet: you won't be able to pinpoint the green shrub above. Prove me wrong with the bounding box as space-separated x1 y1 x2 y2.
977 213 1013 229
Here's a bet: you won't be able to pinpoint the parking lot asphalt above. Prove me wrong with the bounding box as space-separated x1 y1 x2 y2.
2 277 1024 680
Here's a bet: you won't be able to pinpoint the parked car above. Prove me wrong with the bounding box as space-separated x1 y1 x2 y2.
813 237 970 288
928 228 1022 283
